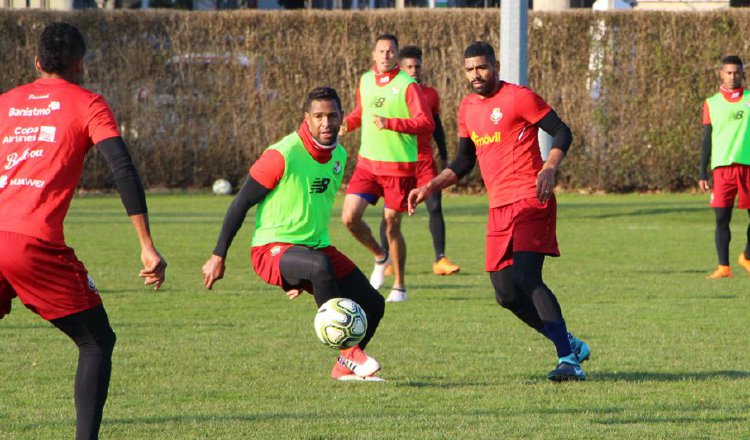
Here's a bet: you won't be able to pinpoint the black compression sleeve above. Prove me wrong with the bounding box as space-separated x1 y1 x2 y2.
213 176 271 258
433 115 448 161
700 124 712 180
536 110 572 155
447 137 477 179
96 137 147 215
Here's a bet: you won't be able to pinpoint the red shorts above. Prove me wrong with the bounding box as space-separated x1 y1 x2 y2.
710 164 750 209
485 196 560 272
346 165 417 212
0 231 102 321
415 156 439 187
251 243 356 291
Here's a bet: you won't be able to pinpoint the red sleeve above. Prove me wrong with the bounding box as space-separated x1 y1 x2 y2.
383 82 435 135
702 101 711 125
249 149 285 190
457 99 469 138
517 87 552 125
344 86 363 132
86 96 121 145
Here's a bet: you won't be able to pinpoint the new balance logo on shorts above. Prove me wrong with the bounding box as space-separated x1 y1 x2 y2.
310 178 331 194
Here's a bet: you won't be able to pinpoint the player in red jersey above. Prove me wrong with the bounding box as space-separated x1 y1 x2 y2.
378 46 460 277
0 23 167 439
340 34 435 303
408 42 589 381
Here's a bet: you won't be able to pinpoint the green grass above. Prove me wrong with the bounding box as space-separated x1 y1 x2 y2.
1 193 749 439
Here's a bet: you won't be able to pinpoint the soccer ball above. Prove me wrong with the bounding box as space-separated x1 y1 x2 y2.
314 298 368 349
212 178 232 195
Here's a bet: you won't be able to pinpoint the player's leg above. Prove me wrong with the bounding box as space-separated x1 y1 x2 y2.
742 210 750 271
336 268 385 350
50 305 116 440
383 208 407 302
513 251 585 381
279 246 339 304
489 267 544 332
708 166 736 278
341 194 384 258
425 191 460 275
736 165 750 273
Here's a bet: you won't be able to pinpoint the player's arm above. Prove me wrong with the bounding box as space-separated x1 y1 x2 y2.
203 150 284 289
699 101 712 191
535 110 573 203
97 136 167 290
433 114 448 168
378 83 435 134
408 136 476 215
699 125 712 191
341 87 363 135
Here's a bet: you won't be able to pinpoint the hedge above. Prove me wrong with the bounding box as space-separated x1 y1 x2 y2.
1 10 749 191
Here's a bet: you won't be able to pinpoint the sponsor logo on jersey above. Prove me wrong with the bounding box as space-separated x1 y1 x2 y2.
5 148 45 170
8 177 45 188
332 161 342 175
732 110 745 120
470 131 502 147
310 177 331 194
270 245 282 256
370 97 386 108
0 175 7 189
87 275 98 293
27 94 50 100
8 101 60 117
38 126 56 143
490 107 503 124
3 126 39 144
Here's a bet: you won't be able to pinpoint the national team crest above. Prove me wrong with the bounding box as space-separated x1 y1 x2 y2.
490 108 503 124
333 161 342 175
392 87 399 95
270 245 282 257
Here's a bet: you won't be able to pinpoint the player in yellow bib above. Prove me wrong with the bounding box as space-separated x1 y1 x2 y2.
699 55 750 279
202 88 386 381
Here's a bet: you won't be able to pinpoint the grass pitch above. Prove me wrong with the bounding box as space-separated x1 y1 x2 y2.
1 193 749 439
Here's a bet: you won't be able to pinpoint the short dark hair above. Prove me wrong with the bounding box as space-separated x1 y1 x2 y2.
304 87 342 113
375 34 398 49
399 46 422 61
721 55 744 68
36 22 86 75
464 41 496 64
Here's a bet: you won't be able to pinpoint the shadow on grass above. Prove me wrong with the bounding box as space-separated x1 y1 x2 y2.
595 415 747 425
591 370 750 382
570 206 705 220
108 413 306 426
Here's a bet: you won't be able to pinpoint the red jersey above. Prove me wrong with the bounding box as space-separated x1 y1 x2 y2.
0 78 120 244
457 82 551 207
417 84 440 161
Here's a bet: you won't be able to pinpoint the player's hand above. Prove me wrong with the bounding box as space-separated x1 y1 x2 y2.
285 288 302 300
338 121 348 136
698 179 710 192
139 246 167 290
202 255 225 290
536 165 556 204
408 184 432 216
373 116 388 130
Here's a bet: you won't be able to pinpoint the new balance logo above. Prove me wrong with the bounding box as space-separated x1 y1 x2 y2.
370 97 386 108
310 178 331 194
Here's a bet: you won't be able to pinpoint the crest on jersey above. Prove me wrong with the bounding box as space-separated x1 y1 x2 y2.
392 87 399 95
333 161 342 175
270 245 283 257
87 275 98 293
490 108 503 124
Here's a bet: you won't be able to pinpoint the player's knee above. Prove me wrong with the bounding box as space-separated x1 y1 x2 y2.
494 289 521 310
308 253 334 282
341 211 360 230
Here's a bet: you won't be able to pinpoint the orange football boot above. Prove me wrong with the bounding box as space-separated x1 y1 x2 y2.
433 256 460 275
706 265 732 279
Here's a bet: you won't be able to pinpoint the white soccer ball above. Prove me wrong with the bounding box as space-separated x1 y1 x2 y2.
314 298 368 349
212 178 232 195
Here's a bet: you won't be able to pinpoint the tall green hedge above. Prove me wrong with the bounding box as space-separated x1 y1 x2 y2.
1 10 748 191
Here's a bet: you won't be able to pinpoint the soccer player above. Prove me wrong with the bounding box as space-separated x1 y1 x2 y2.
408 42 590 381
378 46 460 277
699 55 750 279
340 34 435 303
202 87 386 381
0 22 167 439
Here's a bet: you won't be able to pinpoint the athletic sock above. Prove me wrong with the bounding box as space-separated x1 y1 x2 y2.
542 320 573 358
375 251 389 265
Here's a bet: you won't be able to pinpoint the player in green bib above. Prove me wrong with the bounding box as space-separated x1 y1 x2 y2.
699 55 750 279
202 88 386 381
339 34 435 303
